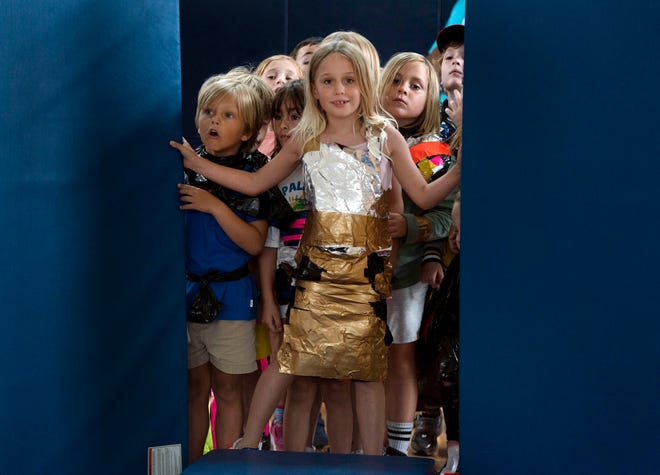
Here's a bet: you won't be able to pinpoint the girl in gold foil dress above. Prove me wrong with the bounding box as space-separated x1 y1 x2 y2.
170 36 461 455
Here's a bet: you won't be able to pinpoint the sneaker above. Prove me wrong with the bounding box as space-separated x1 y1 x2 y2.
440 444 459 474
258 433 270 451
410 414 440 456
312 414 328 449
384 446 407 456
231 438 256 450
270 416 284 451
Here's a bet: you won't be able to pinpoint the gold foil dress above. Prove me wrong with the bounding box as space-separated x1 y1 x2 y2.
278 136 393 381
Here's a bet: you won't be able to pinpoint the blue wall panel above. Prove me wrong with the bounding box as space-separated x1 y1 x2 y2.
463 1 660 473
1 2 187 474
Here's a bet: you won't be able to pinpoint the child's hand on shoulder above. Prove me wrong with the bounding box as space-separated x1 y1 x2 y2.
178 183 220 214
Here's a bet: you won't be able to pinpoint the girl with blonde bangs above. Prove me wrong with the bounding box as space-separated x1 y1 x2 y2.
379 52 441 136
297 39 390 152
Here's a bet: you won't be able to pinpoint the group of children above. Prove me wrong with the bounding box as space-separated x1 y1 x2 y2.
171 26 464 474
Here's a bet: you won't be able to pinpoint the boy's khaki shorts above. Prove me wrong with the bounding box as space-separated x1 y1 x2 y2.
187 319 257 374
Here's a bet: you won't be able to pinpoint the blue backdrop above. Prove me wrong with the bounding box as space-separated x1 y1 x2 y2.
462 1 659 473
0 1 187 474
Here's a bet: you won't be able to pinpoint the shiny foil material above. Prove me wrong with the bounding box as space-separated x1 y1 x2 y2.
303 142 386 217
277 141 392 381
278 280 388 381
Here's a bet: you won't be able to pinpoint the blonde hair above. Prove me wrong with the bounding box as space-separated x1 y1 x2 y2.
379 52 441 136
254 54 302 79
195 70 274 153
298 39 391 149
322 31 381 80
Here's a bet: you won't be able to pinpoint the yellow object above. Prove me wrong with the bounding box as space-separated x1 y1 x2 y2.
254 322 271 360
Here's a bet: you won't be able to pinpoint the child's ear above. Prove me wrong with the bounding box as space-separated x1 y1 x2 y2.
241 126 251 142
311 83 319 99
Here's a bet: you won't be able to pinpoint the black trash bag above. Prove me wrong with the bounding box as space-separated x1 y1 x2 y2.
417 254 460 408
187 280 223 324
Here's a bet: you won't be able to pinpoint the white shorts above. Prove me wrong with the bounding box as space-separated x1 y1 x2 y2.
387 281 429 344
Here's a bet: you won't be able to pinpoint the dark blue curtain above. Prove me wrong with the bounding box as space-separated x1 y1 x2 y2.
0 2 187 474
462 1 660 473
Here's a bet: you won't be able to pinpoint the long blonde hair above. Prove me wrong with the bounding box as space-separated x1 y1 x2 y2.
297 39 391 149
379 52 441 136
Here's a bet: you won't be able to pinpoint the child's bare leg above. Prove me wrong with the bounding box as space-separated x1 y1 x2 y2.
241 369 260 433
319 378 353 453
284 376 318 451
237 361 295 448
350 384 361 453
385 341 417 453
386 342 418 423
305 389 323 449
354 380 386 455
269 329 287 412
211 366 244 449
188 363 212 464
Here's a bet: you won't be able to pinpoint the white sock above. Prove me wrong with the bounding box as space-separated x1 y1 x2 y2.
386 420 413 454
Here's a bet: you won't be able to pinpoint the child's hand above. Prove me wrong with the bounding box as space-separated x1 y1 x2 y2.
178 183 219 214
387 212 408 239
448 223 460 254
446 88 463 129
421 260 445 289
169 137 205 173
259 299 283 333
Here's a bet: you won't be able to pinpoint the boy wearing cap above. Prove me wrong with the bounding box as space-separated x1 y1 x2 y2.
436 24 464 141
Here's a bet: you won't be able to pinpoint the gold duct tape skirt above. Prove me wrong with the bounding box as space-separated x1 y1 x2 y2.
277 211 392 382
278 280 388 381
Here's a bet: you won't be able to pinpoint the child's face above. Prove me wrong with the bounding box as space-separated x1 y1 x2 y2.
440 45 464 93
260 59 301 92
312 53 361 122
197 96 249 157
382 61 429 127
272 100 302 147
295 44 319 73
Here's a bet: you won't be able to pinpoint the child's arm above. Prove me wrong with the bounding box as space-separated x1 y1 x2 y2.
170 137 302 196
178 183 268 255
386 124 460 210
421 258 445 290
388 177 404 267
257 245 283 333
445 88 463 129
